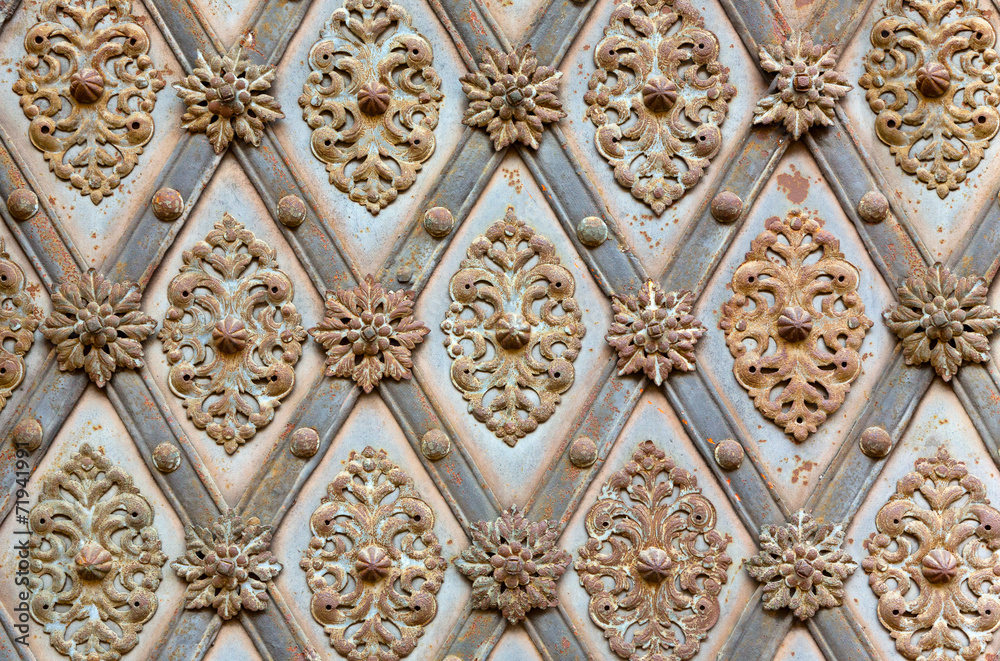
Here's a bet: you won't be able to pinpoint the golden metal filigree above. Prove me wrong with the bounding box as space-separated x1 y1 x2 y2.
299 0 443 214
576 440 732 661
860 0 1000 198
719 210 872 442
300 447 446 659
28 444 166 661
441 207 585 446
158 213 306 454
0 241 41 411
584 0 735 214
863 447 1000 660
12 0 165 204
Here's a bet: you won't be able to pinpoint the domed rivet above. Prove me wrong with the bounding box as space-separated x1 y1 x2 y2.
152 188 184 221
423 207 454 238
290 427 320 458
714 439 743 470
421 429 451 461
152 442 181 473
858 191 889 224
396 266 413 283
577 216 608 247
11 418 42 452
277 194 307 228
860 426 892 458
7 189 38 221
711 191 743 223
569 436 598 468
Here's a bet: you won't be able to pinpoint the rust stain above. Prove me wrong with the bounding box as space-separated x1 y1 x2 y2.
775 165 809 204
790 455 816 485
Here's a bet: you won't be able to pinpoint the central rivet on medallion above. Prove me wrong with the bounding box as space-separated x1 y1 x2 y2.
355 546 391 582
642 76 678 112
75 543 114 580
636 547 672 582
69 68 105 104
916 62 951 98
777 307 813 342
921 548 958 583
357 82 391 115
212 316 248 354
495 313 531 351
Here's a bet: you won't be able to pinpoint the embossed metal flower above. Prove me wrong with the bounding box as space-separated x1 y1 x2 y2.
753 33 852 140
0 241 41 411
883 263 999 381
746 510 857 620
310 274 429 393
174 43 284 154
40 269 156 387
456 506 571 623
461 45 565 150
171 509 282 620
606 280 705 385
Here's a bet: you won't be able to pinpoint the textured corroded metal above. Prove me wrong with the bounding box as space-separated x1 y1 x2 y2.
753 33 852 140
441 207 585 446
720 210 873 442
455 506 571 623
863 448 1000 660
746 510 857 620
883 263 999 382
584 0 735 214
300 447 446 659
174 43 284 154
575 440 732 661
171 509 282 620
860 0 1000 197
461 45 565 151
300 0 443 214
607 280 705 386
0 241 40 411
12 0 165 203
28 444 166 661
40 269 156 387
158 213 306 454
310 274 428 393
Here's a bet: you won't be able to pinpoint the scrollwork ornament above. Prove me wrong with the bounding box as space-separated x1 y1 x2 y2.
575 440 732 661
300 0 443 214
300 447 446 660
158 213 306 454
720 210 872 442
0 241 41 411
584 0 736 214
28 444 166 661
863 447 1000 660
441 207 585 446
860 0 1000 198
12 0 166 203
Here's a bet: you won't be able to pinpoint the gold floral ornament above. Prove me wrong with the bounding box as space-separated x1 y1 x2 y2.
300 0 443 215
860 0 1000 198
310 274 429 393
441 207 585 446
746 510 857 620
456 506 571 623
40 269 156 387
301 447 446 660
28 444 166 661
753 33 852 140
720 210 872 442
171 509 282 620
606 280 705 386
863 447 1000 660
158 214 306 454
12 0 165 204
883 263 999 381
0 241 41 411
585 0 735 214
174 43 284 154
576 440 731 661
461 45 565 150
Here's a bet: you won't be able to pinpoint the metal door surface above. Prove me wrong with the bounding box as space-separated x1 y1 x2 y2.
0 0 999 659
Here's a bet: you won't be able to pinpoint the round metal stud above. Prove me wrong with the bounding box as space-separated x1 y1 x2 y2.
577 216 608 248
11 418 42 452
714 439 743 470
423 207 454 238
569 436 598 468
152 442 181 473
711 191 743 223
860 426 892 458
152 188 184 221
7 189 38 221
277 194 307 228
421 429 451 461
858 191 889 224
396 266 413 283
290 427 320 458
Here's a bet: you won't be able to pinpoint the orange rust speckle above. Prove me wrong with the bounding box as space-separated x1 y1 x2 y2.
775 165 810 204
